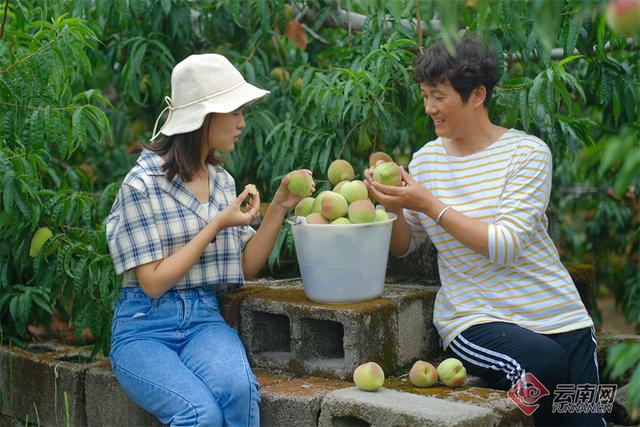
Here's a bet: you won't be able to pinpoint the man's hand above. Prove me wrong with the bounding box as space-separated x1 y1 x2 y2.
364 166 431 214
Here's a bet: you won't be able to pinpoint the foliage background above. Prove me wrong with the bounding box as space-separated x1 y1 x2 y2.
0 0 638 408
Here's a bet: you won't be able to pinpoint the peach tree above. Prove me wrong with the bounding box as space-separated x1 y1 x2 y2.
0 2 638 409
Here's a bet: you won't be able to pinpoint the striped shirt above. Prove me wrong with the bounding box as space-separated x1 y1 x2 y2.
402 129 593 349
106 149 255 290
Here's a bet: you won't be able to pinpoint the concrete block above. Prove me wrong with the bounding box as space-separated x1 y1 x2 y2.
0 343 98 427
385 377 534 427
217 279 298 331
318 387 496 426
84 360 163 427
256 371 351 427
239 283 438 380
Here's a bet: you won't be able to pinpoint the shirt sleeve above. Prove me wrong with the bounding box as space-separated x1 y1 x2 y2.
106 181 164 275
488 143 552 266
237 225 256 250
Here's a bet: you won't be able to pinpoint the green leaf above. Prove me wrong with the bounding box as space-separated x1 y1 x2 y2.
519 88 529 131
564 18 580 57
612 87 621 124
32 292 53 314
3 175 15 213
160 0 172 15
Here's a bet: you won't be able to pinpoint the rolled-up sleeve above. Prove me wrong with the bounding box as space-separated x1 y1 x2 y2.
237 225 256 250
106 182 163 274
488 144 552 266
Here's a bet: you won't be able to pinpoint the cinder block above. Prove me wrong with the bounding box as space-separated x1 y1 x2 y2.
257 372 351 427
84 360 163 427
318 387 496 426
0 343 99 427
385 377 534 427
239 283 438 380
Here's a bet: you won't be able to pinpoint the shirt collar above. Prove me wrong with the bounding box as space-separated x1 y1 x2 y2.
136 148 166 176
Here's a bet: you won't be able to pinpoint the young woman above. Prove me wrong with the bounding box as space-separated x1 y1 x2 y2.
106 54 311 426
366 36 604 427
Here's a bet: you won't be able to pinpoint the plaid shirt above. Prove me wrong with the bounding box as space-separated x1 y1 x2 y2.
106 148 255 290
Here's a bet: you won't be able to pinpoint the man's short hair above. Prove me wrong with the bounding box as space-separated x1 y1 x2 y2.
414 35 500 106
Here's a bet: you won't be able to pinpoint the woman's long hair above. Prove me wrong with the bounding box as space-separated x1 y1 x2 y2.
129 114 224 182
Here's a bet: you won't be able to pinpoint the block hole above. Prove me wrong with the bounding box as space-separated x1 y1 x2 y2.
331 416 370 426
56 353 93 364
26 344 56 354
299 318 344 360
251 311 291 353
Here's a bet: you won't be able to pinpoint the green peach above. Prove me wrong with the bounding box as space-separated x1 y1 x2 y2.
287 170 314 197
331 217 352 225
348 199 376 224
312 191 330 213
333 180 349 193
606 0 640 37
353 362 385 391
320 191 349 220
294 197 315 217
340 180 368 203
29 227 53 258
373 161 402 186
437 358 467 387
409 360 438 388
368 151 393 167
374 209 389 222
327 159 355 185
305 213 328 224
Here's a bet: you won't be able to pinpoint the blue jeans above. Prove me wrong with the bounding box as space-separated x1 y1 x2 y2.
110 287 260 427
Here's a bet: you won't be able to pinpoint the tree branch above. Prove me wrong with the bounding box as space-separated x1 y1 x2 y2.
294 2 637 62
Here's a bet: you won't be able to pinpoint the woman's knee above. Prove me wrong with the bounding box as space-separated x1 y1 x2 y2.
172 394 223 427
221 368 260 404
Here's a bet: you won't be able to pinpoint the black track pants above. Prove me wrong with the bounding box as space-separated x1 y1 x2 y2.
448 322 606 426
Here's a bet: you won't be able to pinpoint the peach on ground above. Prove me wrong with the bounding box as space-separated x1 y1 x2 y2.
353 362 385 391
437 358 467 387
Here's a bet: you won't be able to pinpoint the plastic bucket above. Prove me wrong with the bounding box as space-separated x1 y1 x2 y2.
286 213 397 303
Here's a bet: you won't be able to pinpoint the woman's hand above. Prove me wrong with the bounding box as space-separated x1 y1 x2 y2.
271 169 315 210
364 166 432 214
217 187 261 228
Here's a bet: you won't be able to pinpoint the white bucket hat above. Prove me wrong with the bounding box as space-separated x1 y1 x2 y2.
150 54 270 141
